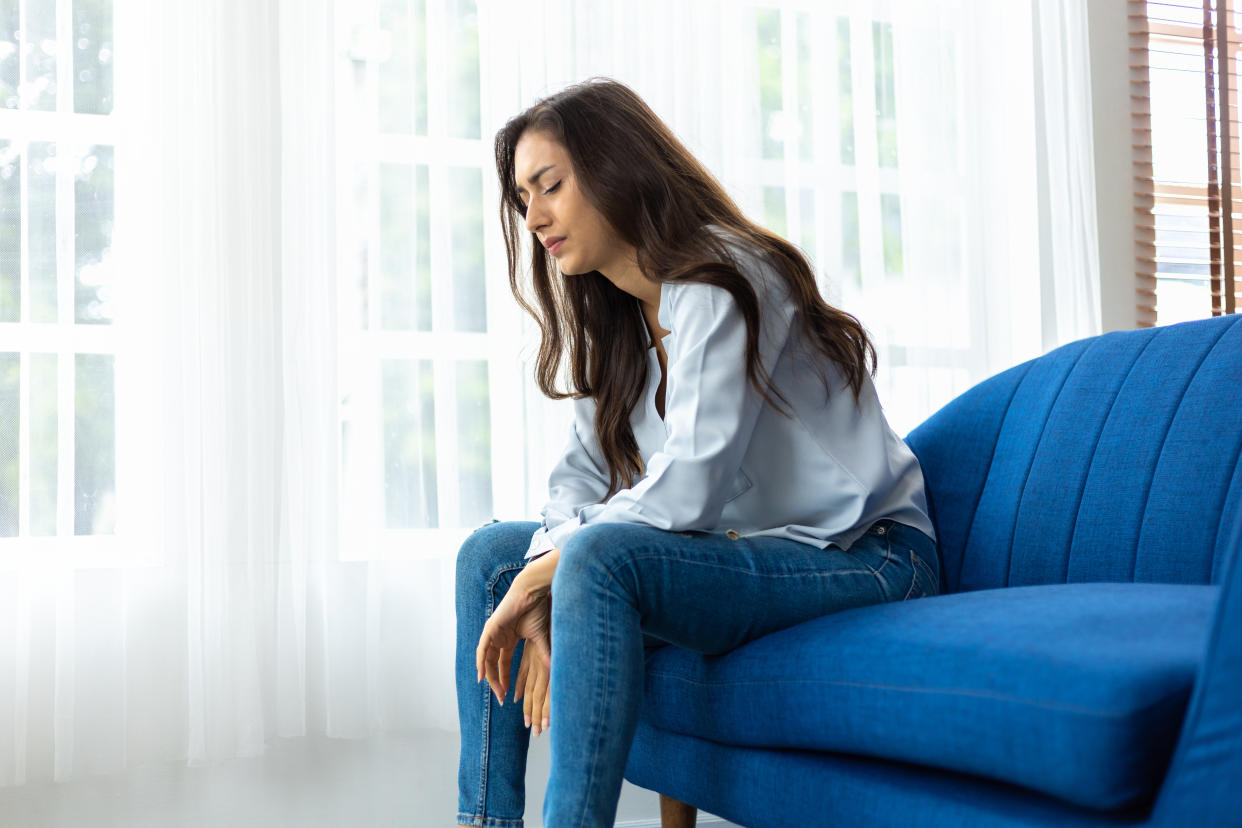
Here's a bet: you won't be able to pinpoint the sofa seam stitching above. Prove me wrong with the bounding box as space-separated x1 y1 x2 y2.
1131 321 1231 581
1005 344 1090 587
644 673 1194 719
1062 333 1155 583
960 362 1032 591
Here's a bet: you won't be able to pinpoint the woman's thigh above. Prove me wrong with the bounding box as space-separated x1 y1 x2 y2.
556 520 936 656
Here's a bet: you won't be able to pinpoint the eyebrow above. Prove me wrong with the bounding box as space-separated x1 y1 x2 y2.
515 164 558 196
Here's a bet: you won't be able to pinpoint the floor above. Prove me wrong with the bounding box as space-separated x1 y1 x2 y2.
0 731 737 827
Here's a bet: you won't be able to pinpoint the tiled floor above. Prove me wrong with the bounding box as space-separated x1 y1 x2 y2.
0 731 737 827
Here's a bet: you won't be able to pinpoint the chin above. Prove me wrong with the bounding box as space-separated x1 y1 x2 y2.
557 259 590 276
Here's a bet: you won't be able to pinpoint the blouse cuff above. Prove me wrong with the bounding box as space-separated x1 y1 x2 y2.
525 527 559 560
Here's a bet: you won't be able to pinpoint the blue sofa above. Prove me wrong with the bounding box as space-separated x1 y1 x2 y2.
623 314 1242 827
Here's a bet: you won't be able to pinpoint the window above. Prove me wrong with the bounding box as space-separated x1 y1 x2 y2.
332 2 992 555
336 0 524 559
0 0 116 559
1132 0 1242 324
750 5 977 436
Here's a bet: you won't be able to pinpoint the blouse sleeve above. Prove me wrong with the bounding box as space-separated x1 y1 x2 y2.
546 261 796 550
525 395 612 558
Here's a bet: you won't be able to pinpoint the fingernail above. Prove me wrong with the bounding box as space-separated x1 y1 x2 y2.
524 714 531 727
542 718 549 730
533 725 541 737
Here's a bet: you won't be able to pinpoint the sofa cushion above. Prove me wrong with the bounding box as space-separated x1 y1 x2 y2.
640 582 1215 812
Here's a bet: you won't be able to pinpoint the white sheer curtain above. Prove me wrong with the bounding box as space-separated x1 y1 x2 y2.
1035 0 1103 349
0 0 1100 788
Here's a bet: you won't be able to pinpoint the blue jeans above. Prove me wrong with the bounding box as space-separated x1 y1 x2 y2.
455 518 940 827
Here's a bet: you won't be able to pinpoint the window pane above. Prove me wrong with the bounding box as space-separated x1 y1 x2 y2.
0 352 15 536
379 0 427 135
1154 207 1211 324
797 12 814 163
0 141 18 322
841 191 860 287
446 0 480 140
24 0 56 111
456 360 491 528
75 353 114 535
378 163 431 330
382 358 437 528
763 186 786 237
838 17 854 166
73 0 112 114
757 8 782 160
1155 277 1211 324
75 144 113 324
1149 51 1208 184
881 192 903 276
379 162 413 329
30 352 55 535
29 141 56 323
0 0 16 109
873 21 898 168
798 188 815 262
1147 1 1200 26
414 165 430 329
450 166 485 332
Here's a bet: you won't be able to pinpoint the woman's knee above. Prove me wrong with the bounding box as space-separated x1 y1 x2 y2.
553 523 651 601
455 520 539 589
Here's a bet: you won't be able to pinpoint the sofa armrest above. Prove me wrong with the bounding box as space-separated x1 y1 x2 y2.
1151 509 1242 824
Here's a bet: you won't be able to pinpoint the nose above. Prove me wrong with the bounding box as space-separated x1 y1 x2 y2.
524 196 548 234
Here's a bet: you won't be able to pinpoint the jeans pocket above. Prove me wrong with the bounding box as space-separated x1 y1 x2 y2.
905 548 939 600
853 534 894 578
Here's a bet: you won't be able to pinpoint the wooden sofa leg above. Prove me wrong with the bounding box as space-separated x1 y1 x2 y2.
659 794 698 828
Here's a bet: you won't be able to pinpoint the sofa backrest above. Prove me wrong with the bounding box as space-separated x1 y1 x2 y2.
905 314 1242 594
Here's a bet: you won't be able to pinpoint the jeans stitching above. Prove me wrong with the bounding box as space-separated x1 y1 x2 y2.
573 570 615 827
912 552 938 597
867 534 894 577
597 550 873 583
456 814 525 827
475 560 526 822
902 547 922 601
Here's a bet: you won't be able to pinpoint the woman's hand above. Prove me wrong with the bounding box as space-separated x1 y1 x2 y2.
475 575 552 710
514 612 551 736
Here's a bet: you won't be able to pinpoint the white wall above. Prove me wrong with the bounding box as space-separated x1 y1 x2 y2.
1087 0 1141 332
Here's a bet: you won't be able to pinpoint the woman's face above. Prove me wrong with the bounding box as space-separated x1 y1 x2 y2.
513 129 625 277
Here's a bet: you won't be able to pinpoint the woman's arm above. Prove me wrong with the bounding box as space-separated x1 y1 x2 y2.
515 546 560 597
526 398 611 558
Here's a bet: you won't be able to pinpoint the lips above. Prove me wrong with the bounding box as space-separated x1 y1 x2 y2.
543 236 565 255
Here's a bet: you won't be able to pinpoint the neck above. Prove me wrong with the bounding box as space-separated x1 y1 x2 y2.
598 247 659 314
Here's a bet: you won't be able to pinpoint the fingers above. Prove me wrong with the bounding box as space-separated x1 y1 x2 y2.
483 647 504 706
498 646 514 702
530 658 550 736
476 618 511 706
514 649 529 703
522 653 537 727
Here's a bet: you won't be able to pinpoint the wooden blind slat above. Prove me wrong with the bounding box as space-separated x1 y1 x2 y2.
1132 0 1240 320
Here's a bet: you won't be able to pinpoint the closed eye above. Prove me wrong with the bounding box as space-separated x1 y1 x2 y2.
543 181 561 195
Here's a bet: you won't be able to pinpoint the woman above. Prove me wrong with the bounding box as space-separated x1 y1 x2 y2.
456 78 939 828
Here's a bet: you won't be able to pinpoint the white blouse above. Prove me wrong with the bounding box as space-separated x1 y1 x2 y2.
525 231 936 559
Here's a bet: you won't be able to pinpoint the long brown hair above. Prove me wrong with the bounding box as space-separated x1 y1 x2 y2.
495 78 876 498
